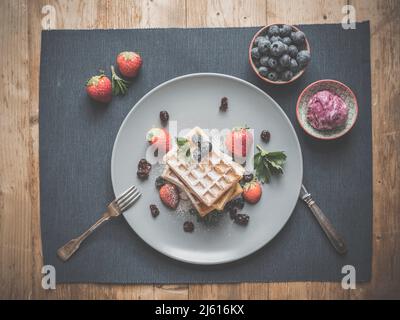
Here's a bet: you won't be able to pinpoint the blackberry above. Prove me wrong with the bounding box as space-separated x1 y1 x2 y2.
183 221 194 233
279 54 291 67
229 207 238 220
280 24 292 37
257 38 271 54
137 159 151 179
251 47 260 59
137 170 149 179
296 50 311 68
159 110 169 123
270 41 286 57
232 197 245 210
282 36 292 46
291 31 306 45
259 56 269 67
267 71 278 81
258 66 269 77
288 45 298 58
155 176 166 189
281 70 294 81
150 204 160 218
243 173 254 183
260 130 271 142
234 213 250 226
268 25 280 37
267 57 278 69
289 59 299 72
220 97 228 111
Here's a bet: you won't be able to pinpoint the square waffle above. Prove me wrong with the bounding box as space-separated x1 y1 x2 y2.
165 127 245 207
162 165 243 216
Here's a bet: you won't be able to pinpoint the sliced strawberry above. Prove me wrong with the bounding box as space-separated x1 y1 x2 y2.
159 183 179 209
242 180 262 204
146 128 171 153
225 126 253 158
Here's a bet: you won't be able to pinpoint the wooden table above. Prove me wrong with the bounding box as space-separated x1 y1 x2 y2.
0 0 399 300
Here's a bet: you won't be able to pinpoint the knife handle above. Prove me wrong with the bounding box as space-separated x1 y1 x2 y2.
306 199 347 255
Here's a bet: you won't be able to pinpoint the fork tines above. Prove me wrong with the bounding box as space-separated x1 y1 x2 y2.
117 185 141 212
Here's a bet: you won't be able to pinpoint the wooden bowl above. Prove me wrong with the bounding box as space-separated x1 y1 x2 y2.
296 79 359 140
249 24 311 85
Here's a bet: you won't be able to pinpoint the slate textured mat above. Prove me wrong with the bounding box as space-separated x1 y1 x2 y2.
40 22 372 283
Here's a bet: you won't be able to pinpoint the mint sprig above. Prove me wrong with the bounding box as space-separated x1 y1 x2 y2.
254 145 286 183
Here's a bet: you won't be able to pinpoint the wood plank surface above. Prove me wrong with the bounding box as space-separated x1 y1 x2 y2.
0 0 398 299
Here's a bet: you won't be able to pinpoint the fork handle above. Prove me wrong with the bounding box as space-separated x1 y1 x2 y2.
57 213 110 261
306 200 347 255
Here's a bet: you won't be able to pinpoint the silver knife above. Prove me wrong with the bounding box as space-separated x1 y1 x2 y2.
300 184 347 255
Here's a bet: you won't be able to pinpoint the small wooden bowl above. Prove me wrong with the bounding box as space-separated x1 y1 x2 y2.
296 79 359 140
249 24 311 85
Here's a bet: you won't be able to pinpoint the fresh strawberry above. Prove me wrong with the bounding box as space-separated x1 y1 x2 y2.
146 128 171 153
159 183 179 209
242 180 262 204
116 51 142 78
225 126 254 158
86 73 112 103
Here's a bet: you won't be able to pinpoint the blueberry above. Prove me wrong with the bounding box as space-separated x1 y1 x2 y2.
291 31 306 45
288 45 298 58
268 25 280 37
275 64 285 73
257 38 271 54
280 24 292 37
192 149 201 162
279 54 291 67
229 207 238 220
270 36 281 44
289 58 299 72
192 134 202 145
267 71 278 81
281 70 294 81
258 66 269 77
254 60 261 68
267 57 278 69
270 41 286 57
155 176 166 189
296 50 311 68
259 56 269 67
251 47 260 59
200 142 212 157
253 36 264 47
282 36 292 46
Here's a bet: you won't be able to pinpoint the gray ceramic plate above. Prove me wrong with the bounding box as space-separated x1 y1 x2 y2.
111 73 303 265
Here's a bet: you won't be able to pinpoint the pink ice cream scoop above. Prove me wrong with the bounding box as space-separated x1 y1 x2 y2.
306 90 348 130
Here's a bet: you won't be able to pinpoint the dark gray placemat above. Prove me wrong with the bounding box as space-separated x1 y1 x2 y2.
40 22 372 284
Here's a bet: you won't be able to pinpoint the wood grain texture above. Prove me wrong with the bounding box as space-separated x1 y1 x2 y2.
0 0 398 299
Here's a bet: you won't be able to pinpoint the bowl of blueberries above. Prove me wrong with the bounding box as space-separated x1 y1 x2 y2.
249 24 311 84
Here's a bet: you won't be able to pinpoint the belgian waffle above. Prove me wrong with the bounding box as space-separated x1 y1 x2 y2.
162 165 243 216
165 127 245 207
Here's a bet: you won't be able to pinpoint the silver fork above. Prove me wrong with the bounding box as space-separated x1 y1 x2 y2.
57 185 141 261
